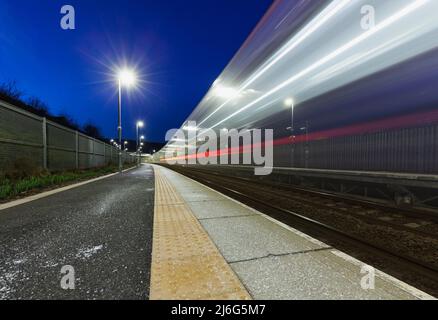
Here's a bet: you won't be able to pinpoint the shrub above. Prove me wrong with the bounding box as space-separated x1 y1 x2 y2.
4 158 45 181
0 164 134 201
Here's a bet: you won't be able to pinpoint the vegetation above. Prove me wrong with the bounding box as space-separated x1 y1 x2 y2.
83 122 104 140
0 82 134 202
0 164 134 202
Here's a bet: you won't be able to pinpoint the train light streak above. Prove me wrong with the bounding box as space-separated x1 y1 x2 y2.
197 0 351 126
183 125 198 131
205 0 430 133
156 0 438 176
164 109 438 165
213 85 239 99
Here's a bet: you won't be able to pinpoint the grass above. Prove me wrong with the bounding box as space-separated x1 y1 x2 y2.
0 164 136 202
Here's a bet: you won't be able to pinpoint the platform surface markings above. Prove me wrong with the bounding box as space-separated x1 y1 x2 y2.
150 166 251 300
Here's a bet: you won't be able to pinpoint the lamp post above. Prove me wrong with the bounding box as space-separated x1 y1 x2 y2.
136 121 144 166
116 68 137 172
284 98 295 167
140 135 145 161
301 121 309 168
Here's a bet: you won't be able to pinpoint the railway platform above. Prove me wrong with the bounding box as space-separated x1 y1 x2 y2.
150 165 434 300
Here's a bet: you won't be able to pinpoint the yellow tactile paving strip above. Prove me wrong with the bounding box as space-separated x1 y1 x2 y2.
150 166 252 300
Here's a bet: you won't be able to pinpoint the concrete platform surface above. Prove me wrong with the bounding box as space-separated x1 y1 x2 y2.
157 165 435 300
150 167 251 300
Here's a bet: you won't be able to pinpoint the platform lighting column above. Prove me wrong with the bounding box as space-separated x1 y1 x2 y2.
117 80 122 172
116 68 137 173
140 135 145 162
284 98 295 167
136 121 144 166
301 121 309 168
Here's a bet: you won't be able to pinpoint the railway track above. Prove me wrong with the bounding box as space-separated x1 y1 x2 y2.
163 165 438 297
209 171 438 238
173 166 438 237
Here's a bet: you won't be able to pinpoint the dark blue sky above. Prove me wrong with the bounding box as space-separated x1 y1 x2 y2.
0 0 272 142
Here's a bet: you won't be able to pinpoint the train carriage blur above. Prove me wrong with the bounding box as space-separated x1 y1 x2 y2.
156 0 438 209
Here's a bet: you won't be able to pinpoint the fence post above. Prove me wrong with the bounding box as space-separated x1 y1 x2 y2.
75 131 79 169
42 117 48 170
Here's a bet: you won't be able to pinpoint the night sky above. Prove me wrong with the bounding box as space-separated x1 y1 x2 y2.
0 0 272 142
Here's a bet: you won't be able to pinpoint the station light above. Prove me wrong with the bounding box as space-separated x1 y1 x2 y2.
115 66 138 172
284 97 294 108
118 69 137 87
183 125 197 131
213 85 238 99
136 120 144 167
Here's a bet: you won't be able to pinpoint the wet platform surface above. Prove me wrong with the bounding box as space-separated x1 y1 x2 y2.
0 166 154 300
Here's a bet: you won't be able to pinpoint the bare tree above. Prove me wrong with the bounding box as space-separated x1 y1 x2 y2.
83 123 103 139
27 97 50 117
0 81 23 100
54 114 80 131
0 81 107 140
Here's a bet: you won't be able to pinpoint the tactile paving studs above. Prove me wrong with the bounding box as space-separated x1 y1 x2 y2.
150 167 251 300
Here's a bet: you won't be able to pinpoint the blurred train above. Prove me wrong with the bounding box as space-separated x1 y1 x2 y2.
156 0 438 175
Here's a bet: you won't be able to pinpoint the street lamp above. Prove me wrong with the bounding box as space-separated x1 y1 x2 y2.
136 121 144 166
117 68 137 172
300 121 309 168
284 98 294 132
284 97 295 167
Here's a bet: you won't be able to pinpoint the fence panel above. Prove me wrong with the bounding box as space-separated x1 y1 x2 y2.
0 101 44 169
47 122 76 170
93 140 105 167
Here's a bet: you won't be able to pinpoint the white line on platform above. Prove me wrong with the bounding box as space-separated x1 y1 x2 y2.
161 166 436 300
330 250 436 300
0 166 137 211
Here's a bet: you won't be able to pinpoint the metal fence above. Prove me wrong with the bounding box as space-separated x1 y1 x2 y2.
274 123 438 174
0 98 135 172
